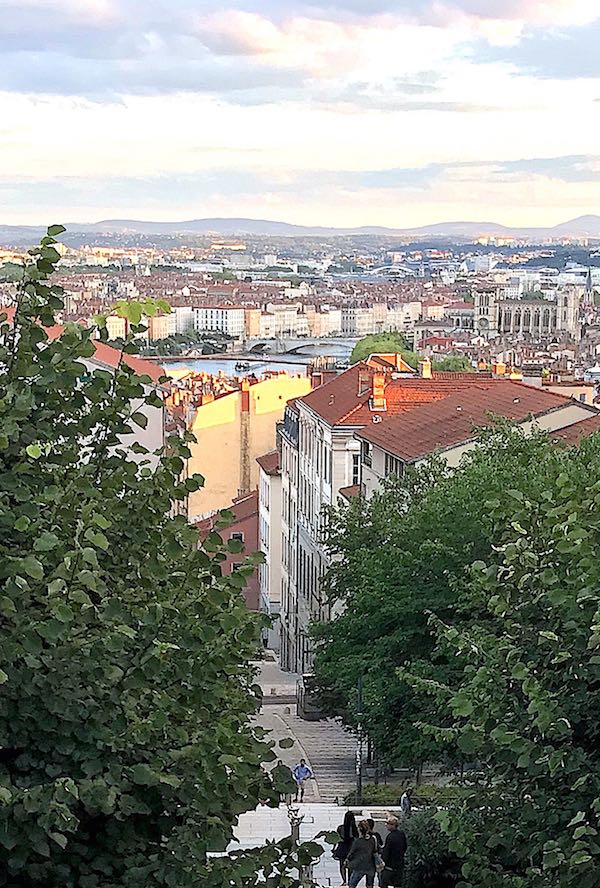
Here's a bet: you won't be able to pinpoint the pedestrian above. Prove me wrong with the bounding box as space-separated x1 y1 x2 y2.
380 815 407 888
333 810 358 886
344 819 378 888
292 758 313 802
399 787 412 819
366 818 383 851
366 819 385 887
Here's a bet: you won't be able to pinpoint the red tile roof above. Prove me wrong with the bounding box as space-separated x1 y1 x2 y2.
338 484 362 501
196 489 259 535
91 340 165 384
299 363 490 427
550 414 600 445
357 380 583 461
257 450 280 476
44 326 165 384
3 308 165 384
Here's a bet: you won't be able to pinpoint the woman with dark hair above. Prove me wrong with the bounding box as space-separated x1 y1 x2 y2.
333 810 358 885
344 819 377 888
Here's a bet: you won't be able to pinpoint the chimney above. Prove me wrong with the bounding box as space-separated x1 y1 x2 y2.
418 357 432 379
370 373 386 411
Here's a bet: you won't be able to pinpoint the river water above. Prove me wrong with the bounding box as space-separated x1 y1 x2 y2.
165 357 311 377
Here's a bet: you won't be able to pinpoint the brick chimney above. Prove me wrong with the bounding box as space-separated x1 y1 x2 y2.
418 357 432 379
370 373 387 411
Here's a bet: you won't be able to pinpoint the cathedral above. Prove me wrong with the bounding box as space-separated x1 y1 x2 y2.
474 281 593 341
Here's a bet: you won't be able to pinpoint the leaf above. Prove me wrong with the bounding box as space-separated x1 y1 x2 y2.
227 538 245 554
14 516 30 531
21 555 44 580
26 443 42 459
92 513 111 530
34 532 59 552
571 851 592 866
49 832 67 849
0 670 8 684
84 528 109 551
131 411 148 429
47 224 66 236
131 764 159 786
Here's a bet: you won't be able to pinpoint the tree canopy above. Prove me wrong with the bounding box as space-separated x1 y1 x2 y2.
312 426 586 770
350 332 414 364
350 334 473 373
0 227 320 888
314 424 600 884
408 432 600 887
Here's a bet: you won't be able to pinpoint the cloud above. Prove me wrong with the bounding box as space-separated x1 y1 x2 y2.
2 153 597 208
0 0 598 103
470 19 600 78
1 151 599 227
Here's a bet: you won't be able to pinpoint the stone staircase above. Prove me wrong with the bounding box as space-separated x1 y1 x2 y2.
275 708 357 804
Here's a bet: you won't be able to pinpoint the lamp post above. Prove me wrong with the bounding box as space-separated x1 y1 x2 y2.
356 675 363 804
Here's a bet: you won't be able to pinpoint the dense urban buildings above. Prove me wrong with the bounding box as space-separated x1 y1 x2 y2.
2 227 600 645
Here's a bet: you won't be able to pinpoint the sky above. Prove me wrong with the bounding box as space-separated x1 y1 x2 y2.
0 0 599 227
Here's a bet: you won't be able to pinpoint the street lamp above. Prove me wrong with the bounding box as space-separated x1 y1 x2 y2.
356 675 363 804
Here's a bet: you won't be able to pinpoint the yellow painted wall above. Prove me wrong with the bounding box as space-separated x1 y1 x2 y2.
188 375 311 518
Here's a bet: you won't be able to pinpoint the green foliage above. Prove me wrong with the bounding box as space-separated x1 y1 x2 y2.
312 426 579 771
349 335 472 373
343 783 466 807
404 434 600 887
431 356 473 373
402 810 461 888
0 263 25 283
350 333 413 364
0 227 314 887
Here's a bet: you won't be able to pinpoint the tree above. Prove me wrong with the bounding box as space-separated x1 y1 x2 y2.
312 427 573 772
431 355 473 373
405 433 600 887
350 333 414 365
0 227 323 887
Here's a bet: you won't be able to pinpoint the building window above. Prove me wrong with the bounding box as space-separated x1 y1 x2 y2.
352 453 361 485
384 453 404 478
361 440 372 468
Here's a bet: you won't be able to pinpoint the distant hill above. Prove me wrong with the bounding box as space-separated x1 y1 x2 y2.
1 215 599 244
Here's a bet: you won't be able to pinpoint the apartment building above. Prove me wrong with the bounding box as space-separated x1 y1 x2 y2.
358 381 600 497
278 358 600 673
193 305 245 338
257 450 283 649
278 401 302 672
341 306 374 336
187 373 311 519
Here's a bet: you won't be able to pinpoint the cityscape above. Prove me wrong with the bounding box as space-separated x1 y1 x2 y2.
1 1 600 887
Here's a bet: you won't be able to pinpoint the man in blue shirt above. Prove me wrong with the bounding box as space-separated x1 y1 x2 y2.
292 759 313 802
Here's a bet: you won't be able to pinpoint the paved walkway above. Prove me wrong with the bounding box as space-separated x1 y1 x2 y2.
253 658 357 804
230 803 399 887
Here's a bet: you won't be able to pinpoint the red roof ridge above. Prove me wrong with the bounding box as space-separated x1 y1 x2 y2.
257 450 280 476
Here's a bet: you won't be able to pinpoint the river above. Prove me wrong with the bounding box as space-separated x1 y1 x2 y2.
164 356 311 377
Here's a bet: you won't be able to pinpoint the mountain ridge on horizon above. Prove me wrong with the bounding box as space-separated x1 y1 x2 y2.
1 214 600 243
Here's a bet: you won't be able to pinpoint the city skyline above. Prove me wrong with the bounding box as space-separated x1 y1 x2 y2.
1 0 599 226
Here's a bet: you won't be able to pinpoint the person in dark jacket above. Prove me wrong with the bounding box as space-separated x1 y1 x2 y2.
345 819 377 888
335 810 358 885
380 815 407 888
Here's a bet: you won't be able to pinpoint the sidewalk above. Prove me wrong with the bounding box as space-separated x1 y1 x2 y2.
231 803 400 887
253 657 357 804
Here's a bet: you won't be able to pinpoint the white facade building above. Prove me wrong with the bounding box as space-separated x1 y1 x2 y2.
173 305 194 334
257 451 283 651
193 306 245 338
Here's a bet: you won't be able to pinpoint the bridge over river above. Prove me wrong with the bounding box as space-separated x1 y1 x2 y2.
244 336 359 357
